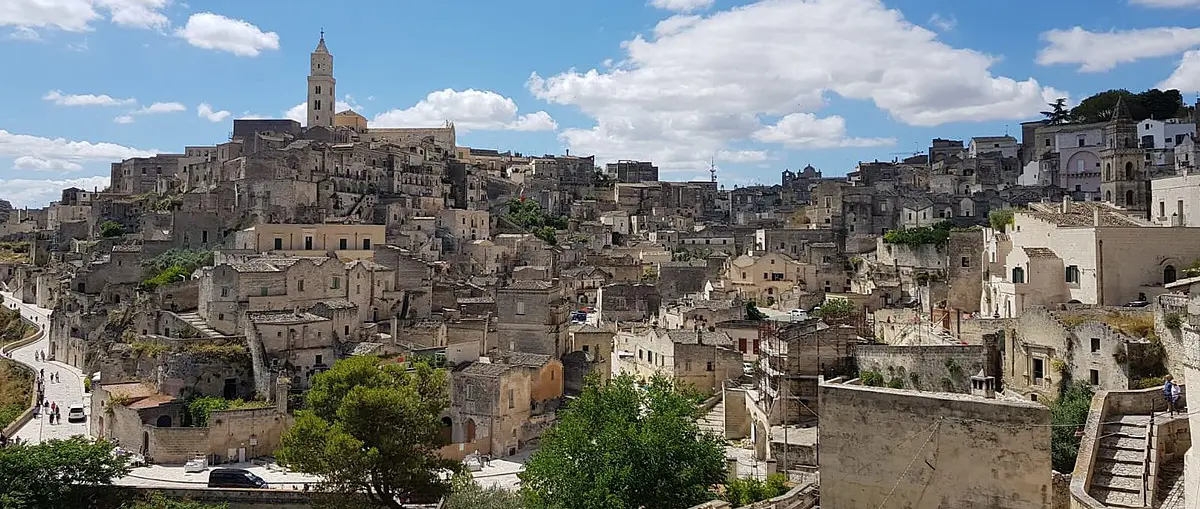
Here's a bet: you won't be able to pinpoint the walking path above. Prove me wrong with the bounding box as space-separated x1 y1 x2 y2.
0 291 90 443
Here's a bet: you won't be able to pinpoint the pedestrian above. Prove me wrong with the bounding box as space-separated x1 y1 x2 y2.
39 368 43 378
54 408 60 424
1164 375 1180 416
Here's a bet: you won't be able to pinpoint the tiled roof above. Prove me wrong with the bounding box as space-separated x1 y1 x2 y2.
229 260 282 273
498 351 553 367
457 296 495 304
504 280 553 291
460 362 511 377
318 299 357 310
347 259 391 271
1023 247 1058 258
665 330 734 346
1023 202 1149 227
112 244 142 253
248 311 329 324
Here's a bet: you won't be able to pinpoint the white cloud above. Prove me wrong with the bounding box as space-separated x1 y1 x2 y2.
197 102 231 122
8 26 41 41
654 14 703 38
0 176 109 208
1130 0 1200 7
1159 49 1200 91
43 90 136 107
0 130 154 174
371 89 558 132
527 0 1059 171
0 0 168 33
753 113 895 148
113 115 134 124
284 102 305 125
715 149 770 163
928 13 956 32
134 102 186 114
0 0 99 32
174 12 279 57
14 156 83 172
94 0 169 30
1037 26 1200 72
649 0 714 13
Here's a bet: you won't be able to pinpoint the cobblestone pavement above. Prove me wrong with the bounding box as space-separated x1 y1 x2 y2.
1 292 90 444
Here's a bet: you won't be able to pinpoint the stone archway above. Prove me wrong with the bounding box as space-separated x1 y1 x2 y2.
156 415 172 427
1164 265 1177 285
465 418 477 443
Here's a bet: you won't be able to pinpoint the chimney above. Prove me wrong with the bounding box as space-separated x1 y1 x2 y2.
1061 195 1070 214
1093 207 1101 227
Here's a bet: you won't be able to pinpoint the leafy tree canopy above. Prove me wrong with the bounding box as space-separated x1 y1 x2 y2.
519 374 727 509
1069 88 1187 124
882 220 954 246
276 356 459 508
100 220 125 238
745 302 768 321
988 209 1015 232
121 492 228 508
0 436 131 508
1041 98 1071 125
1049 382 1095 473
815 298 855 324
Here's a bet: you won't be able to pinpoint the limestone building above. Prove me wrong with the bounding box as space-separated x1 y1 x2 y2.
1099 98 1149 217
307 34 336 129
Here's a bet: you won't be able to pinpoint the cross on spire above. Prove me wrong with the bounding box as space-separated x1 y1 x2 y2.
320 28 324 40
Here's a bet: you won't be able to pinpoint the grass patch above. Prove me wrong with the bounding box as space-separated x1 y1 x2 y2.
182 342 247 360
1056 313 1090 328
130 341 169 358
0 359 32 429
1103 312 1155 338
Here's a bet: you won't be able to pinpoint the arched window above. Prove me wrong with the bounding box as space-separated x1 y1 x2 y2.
1011 267 1025 284
1125 161 1133 180
1125 190 1134 206
1105 163 1112 181
1165 265 1178 285
1106 190 1112 202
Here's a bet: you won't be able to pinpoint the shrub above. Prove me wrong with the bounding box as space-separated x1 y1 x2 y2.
100 220 124 237
129 341 169 358
860 371 885 387
1164 313 1182 330
723 473 789 506
1134 376 1166 389
988 209 1015 231
1050 382 1095 472
882 221 954 246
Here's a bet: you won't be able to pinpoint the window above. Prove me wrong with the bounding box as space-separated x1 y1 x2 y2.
304 236 313 250
315 354 323 365
298 279 305 292
1090 337 1101 353
202 230 209 243
331 277 340 289
516 301 526 315
1011 267 1025 284
1044 138 1051 147
315 100 322 110
1090 369 1100 385
218 313 224 320
1078 138 1085 148
315 86 321 94
508 388 515 409
362 239 372 249
345 325 350 336
1076 160 1084 172
648 351 654 363
706 361 714 372
221 287 229 297
638 349 643 360
739 338 747 353
1032 358 1045 382
961 256 970 268
1065 265 1080 284
582 345 589 353
339 238 348 250
260 287 268 296
274 238 283 250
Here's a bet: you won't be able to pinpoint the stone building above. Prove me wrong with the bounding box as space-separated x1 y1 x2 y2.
819 381 1052 509
613 327 742 393
494 280 570 357
563 324 615 393
1100 98 1150 217
605 160 658 183
447 352 563 458
981 199 1200 318
756 319 859 426
1005 306 1164 403
596 283 662 324
233 223 385 259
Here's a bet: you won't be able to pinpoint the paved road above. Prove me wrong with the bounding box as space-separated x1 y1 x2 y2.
1 291 90 443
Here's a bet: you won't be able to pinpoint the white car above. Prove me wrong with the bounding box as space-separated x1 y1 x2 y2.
788 309 809 321
66 404 86 423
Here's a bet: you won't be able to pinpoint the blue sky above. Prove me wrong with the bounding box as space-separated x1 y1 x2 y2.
1 0 1199 207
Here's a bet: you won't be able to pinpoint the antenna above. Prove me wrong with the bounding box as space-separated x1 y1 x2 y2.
709 157 717 183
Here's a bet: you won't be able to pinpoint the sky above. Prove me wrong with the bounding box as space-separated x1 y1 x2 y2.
1 0 1200 208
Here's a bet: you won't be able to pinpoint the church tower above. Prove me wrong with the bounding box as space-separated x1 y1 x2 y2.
1099 97 1148 217
307 33 336 128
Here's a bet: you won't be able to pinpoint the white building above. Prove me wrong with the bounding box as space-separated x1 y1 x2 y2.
1151 173 1200 226
968 136 1019 159
1137 119 1195 151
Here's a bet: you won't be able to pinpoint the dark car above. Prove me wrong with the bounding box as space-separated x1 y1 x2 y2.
1124 301 1150 308
207 468 268 489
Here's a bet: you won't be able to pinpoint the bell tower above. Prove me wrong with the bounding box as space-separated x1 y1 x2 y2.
307 31 336 128
1099 96 1147 217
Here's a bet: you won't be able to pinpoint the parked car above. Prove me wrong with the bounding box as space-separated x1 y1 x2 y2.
207 468 268 489
66 404 86 423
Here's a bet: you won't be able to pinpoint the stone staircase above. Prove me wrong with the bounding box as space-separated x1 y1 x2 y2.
1087 414 1149 508
175 312 222 338
699 397 725 436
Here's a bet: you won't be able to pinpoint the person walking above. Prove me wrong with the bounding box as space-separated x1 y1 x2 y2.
1164 375 1180 416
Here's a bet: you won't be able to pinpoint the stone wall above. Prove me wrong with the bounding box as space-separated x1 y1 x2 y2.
819 383 1052 509
856 344 989 393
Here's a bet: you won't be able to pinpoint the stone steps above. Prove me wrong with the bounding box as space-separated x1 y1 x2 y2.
698 400 725 436
1088 413 1150 509
175 312 222 338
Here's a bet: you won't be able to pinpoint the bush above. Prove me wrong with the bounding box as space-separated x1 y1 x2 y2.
141 249 212 289
1134 376 1166 390
100 220 124 238
882 221 954 246
1050 382 1095 472
860 371 885 387
724 473 788 505
988 209 1015 231
186 396 269 427
1164 313 1182 330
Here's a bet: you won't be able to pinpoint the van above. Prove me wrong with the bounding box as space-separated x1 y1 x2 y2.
207 468 268 489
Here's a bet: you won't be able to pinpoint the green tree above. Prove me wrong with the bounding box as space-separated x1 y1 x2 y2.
988 208 1015 232
1040 98 1071 125
276 357 459 508
723 473 788 506
0 436 131 508
815 298 855 324
1069 88 1185 123
519 374 727 509
100 220 125 238
1049 382 1095 473
745 302 768 321
444 473 524 509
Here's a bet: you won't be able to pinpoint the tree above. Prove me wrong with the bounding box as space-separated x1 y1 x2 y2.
443 473 524 509
0 436 131 508
723 473 789 506
1040 98 1071 125
815 298 855 324
988 209 1015 232
519 374 727 509
745 302 768 321
100 220 124 238
1069 88 1185 123
1049 382 1095 473
276 357 459 508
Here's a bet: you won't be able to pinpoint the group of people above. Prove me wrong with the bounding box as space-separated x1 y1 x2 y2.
1164 375 1185 416
37 401 64 425
33 366 65 424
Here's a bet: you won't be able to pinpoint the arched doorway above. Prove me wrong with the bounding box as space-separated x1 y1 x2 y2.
156 415 172 427
1125 162 1133 180
439 417 453 442
1125 190 1134 206
1165 265 1177 285
1106 190 1112 202
465 418 477 443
